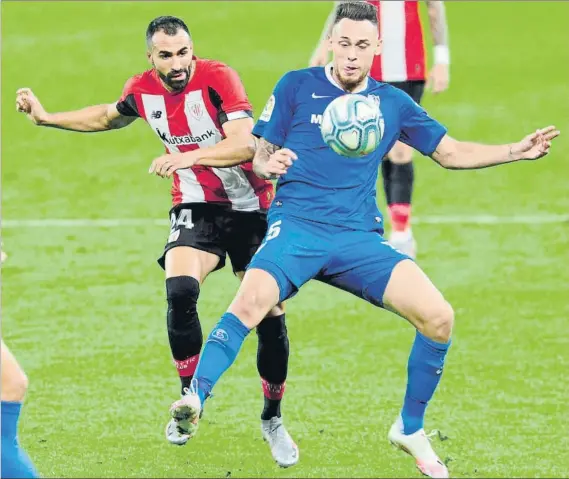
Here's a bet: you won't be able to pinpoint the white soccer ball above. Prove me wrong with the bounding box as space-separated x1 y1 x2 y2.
320 94 383 158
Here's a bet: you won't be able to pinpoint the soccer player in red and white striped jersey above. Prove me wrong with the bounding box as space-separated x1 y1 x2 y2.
310 0 451 258
16 16 298 466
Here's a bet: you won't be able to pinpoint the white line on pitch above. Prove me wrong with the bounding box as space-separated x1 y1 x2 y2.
1 214 568 228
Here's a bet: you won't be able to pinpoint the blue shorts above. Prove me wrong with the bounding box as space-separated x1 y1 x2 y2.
247 213 411 305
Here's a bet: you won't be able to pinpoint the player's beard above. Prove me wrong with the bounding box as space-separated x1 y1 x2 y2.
335 66 369 92
158 66 192 92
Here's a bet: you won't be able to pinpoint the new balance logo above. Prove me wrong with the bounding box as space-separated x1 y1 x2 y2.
150 110 162 119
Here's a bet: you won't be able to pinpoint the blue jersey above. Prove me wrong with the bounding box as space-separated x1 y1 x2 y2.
253 65 447 232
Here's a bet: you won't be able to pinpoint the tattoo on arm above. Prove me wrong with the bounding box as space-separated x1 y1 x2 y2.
255 138 280 163
107 113 136 130
253 138 280 178
426 1 449 46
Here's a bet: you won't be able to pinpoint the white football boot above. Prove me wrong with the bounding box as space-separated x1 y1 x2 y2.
388 229 417 259
165 417 190 446
388 416 448 479
166 383 202 445
261 416 299 468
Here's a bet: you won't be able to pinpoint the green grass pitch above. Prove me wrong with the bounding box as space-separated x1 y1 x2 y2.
1 2 568 477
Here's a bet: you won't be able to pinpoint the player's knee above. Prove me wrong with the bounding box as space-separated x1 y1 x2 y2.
2 370 29 402
166 275 200 302
257 314 288 345
267 302 285 317
388 143 413 164
231 290 272 327
166 276 201 329
421 301 454 343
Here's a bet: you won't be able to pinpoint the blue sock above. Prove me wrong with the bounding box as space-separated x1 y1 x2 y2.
401 331 451 435
1 401 39 479
194 312 251 405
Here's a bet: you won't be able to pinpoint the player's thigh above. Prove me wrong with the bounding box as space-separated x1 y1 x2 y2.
228 268 282 329
247 214 330 303
165 247 220 281
235 270 285 316
225 210 267 276
226 211 285 316
1 341 28 402
325 233 452 338
382 259 454 340
158 203 225 282
322 231 408 307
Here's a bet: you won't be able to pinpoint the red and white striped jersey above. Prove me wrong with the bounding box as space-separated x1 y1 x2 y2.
116 57 274 212
367 0 427 82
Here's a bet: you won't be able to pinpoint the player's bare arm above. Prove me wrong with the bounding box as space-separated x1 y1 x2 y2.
431 126 560 169
148 117 257 178
16 88 136 132
309 1 343 66
252 139 297 180
425 0 450 94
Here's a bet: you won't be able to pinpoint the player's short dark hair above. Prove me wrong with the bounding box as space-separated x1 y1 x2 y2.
146 16 191 45
333 2 378 26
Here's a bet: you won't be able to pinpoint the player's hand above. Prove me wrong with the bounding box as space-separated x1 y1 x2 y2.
148 152 198 178
255 148 298 180
510 126 560 161
426 64 449 95
16 88 49 125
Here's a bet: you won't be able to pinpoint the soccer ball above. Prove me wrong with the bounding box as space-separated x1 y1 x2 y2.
320 94 383 158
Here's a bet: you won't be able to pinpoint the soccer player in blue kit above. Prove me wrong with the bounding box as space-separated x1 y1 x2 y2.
168 3 559 477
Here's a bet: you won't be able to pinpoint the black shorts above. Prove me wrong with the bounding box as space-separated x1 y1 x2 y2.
157 203 268 274
388 80 425 105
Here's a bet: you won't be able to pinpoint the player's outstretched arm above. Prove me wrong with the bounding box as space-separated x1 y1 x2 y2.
148 118 257 178
431 127 560 170
252 138 297 180
16 88 136 132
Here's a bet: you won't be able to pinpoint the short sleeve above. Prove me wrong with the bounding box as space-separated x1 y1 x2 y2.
398 91 447 156
252 71 298 147
116 77 140 118
207 64 253 125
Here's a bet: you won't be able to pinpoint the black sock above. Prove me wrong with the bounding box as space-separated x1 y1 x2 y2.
256 314 289 420
381 158 393 203
166 276 203 395
263 397 281 420
388 161 414 204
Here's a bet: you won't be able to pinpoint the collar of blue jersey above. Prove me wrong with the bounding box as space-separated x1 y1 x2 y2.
325 62 369 94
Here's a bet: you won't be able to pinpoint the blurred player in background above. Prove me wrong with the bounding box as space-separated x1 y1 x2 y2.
15 16 298 467
168 3 558 477
310 0 450 258
1 250 39 478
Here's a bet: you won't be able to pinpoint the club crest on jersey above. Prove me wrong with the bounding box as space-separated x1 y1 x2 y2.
367 94 380 109
188 102 204 120
368 94 386 138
